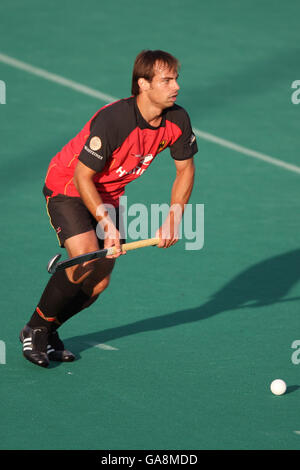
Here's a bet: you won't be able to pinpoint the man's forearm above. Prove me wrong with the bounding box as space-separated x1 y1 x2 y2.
156 161 195 247
170 162 195 221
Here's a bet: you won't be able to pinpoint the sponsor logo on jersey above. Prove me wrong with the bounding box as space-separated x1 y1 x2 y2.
84 145 104 160
116 154 154 178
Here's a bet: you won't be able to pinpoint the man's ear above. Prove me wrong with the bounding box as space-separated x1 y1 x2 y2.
138 77 150 92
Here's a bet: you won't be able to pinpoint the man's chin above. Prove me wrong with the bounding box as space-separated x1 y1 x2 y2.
164 99 177 108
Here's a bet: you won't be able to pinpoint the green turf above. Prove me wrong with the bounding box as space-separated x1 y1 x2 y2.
0 0 300 450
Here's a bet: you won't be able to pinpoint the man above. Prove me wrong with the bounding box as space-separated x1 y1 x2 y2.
19 49 198 368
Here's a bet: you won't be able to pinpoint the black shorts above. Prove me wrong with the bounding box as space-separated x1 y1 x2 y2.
43 185 125 248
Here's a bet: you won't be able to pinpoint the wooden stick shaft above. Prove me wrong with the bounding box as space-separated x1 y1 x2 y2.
107 238 160 255
121 237 160 252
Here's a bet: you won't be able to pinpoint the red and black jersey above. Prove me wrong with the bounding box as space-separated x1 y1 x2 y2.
45 96 198 207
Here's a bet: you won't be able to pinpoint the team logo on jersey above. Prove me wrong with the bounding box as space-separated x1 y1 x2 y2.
89 136 102 151
158 140 167 153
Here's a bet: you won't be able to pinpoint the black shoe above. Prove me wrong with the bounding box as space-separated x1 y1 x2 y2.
47 331 75 362
19 325 49 368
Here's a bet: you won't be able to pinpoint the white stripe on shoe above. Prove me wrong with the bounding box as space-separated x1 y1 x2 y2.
47 345 55 354
23 338 33 351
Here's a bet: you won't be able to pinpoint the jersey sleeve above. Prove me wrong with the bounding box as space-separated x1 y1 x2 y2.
78 110 113 172
169 109 198 160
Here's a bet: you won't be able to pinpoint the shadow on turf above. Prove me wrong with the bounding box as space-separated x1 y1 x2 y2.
65 248 300 360
286 385 300 395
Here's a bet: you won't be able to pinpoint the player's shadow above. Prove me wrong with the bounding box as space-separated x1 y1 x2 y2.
66 248 300 357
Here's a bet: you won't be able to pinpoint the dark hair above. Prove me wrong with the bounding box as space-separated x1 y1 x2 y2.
131 50 180 96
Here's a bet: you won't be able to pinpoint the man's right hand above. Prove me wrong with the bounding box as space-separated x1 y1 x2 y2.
103 223 125 259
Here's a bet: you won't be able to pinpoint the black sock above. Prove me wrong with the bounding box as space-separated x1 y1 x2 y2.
27 270 82 331
55 290 92 328
27 310 54 331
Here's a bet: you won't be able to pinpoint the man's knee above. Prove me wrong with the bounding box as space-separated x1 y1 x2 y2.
67 257 115 294
66 257 115 284
66 259 97 284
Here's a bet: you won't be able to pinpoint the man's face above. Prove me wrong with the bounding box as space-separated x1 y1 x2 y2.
145 62 180 109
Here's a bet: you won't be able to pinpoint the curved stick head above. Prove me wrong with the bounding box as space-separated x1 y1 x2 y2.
47 254 61 274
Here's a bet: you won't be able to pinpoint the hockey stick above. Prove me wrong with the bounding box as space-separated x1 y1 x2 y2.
47 237 160 274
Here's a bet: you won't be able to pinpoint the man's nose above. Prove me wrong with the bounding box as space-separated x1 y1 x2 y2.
174 80 180 91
